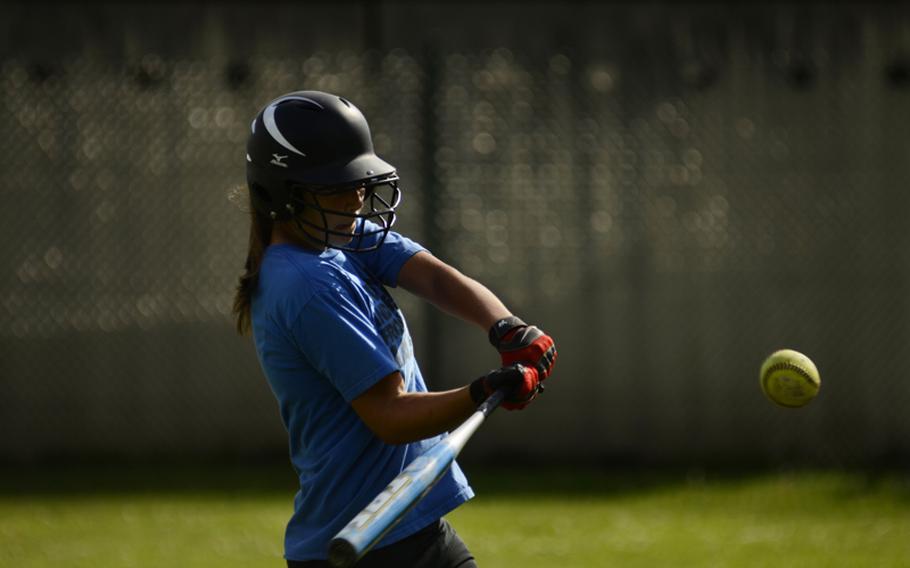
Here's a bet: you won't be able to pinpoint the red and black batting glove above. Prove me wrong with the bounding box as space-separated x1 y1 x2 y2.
489 316 558 382
470 364 540 410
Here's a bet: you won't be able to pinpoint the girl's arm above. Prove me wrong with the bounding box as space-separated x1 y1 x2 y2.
397 251 512 331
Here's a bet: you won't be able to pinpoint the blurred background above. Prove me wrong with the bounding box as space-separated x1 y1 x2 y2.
4 3 910 567
2 1 910 472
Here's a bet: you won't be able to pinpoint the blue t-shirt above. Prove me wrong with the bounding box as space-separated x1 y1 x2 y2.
251 225 474 561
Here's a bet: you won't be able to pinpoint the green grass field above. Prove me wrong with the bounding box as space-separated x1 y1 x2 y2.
1 466 908 567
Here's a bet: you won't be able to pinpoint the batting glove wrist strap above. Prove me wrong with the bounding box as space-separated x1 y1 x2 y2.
469 377 489 405
471 364 539 411
488 316 527 347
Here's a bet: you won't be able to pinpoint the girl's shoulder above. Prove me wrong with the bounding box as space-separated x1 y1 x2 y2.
260 244 362 303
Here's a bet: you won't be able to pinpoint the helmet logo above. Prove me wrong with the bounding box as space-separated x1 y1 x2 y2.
262 95 322 157
270 154 289 168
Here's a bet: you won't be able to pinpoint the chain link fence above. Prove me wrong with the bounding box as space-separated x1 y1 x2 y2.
1 3 909 466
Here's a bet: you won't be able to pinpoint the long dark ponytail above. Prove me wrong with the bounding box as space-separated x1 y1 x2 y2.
232 186 273 335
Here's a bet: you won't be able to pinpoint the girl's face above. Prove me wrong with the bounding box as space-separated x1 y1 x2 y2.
298 186 367 248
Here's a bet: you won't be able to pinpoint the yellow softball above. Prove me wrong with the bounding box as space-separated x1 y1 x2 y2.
759 349 821 408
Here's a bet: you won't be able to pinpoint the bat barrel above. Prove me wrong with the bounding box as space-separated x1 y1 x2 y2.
327 389 507 567
327 436 458 566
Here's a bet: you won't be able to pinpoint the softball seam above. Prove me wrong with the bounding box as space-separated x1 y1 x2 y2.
762 361 819 407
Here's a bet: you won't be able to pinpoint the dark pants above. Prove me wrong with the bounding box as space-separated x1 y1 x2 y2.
287 519 477 568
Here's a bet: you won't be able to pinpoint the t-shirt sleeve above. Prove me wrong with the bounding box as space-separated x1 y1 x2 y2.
357 221 427 287
289 285 400 402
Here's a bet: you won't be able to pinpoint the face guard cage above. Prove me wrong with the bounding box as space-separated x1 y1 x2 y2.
289 179 402 252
